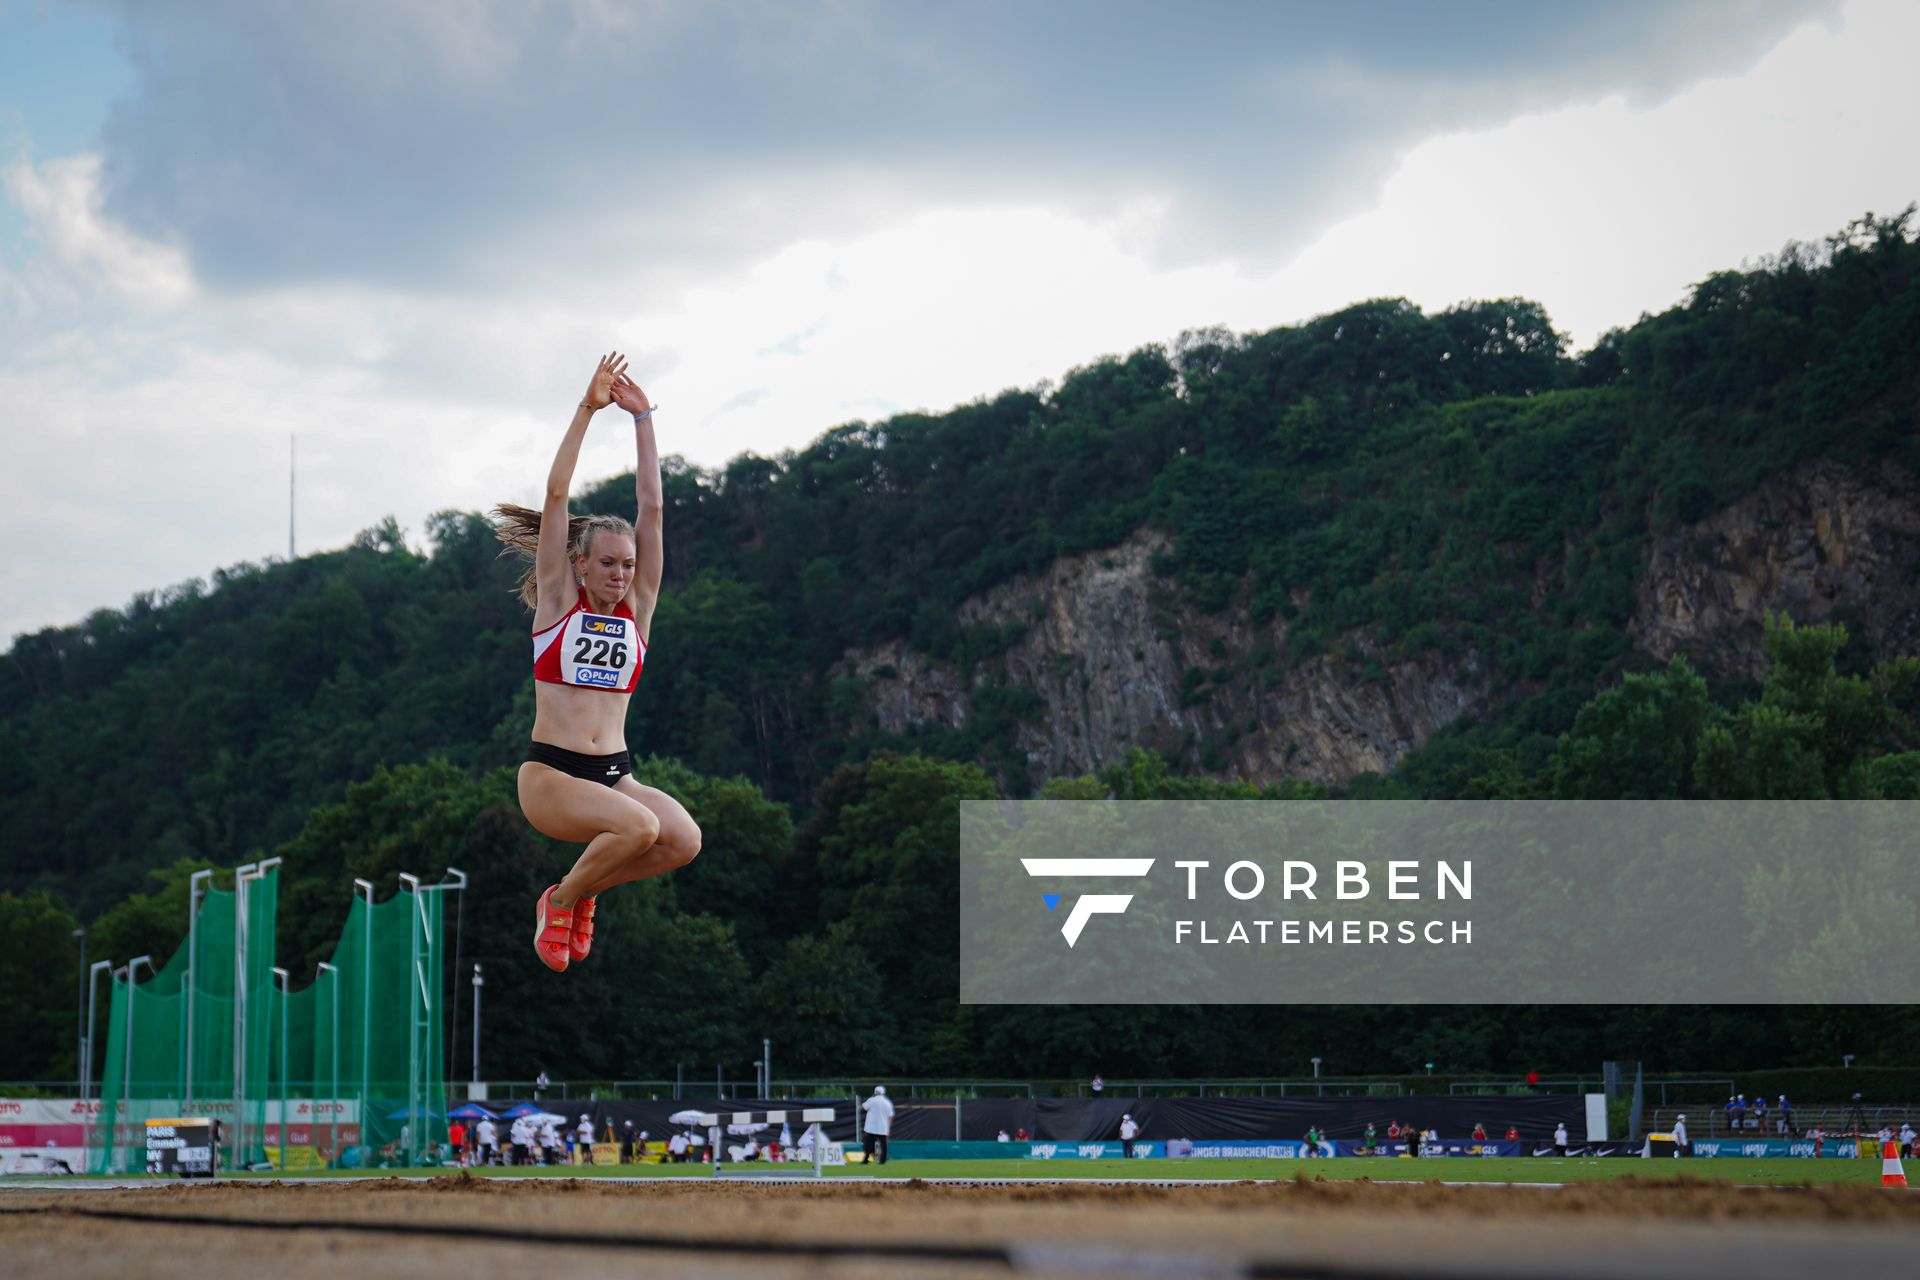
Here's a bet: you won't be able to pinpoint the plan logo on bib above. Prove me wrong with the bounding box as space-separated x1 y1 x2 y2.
1021 858 1155 947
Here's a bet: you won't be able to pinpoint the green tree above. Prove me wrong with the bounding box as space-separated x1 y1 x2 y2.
752 924 901 1073
1549 657 1715 798
805 753 996 1050
1697 615 1919 798
0 891 83 1081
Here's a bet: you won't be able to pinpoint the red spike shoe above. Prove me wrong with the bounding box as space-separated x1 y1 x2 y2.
533 885 574 973
570 895 597 963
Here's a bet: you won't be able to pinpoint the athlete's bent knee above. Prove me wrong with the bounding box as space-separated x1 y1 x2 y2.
669 824 703 868
626 807 663 849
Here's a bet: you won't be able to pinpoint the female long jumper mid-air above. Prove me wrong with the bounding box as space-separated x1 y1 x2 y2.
494 353 702 972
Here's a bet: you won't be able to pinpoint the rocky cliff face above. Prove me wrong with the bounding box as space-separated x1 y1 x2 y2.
1631 459 1920 682
842 458 1920 788
841 530 1489 788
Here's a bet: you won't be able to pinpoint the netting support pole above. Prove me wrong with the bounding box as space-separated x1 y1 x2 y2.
123 955 153 1173
400 872 423 1166
233 859 280 1170
233 862 257 1164
319 962 339 1165
353 878 374 1167
184 869 212 1115
84 959 110 1159
271 967 289 1170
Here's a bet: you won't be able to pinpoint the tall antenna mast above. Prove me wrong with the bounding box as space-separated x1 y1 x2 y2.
289 433 296 559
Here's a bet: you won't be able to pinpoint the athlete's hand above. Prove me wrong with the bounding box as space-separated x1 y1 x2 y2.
610 372 652 416
582 352 628 411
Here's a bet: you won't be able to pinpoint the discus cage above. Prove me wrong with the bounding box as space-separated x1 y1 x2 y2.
88 862 459 1173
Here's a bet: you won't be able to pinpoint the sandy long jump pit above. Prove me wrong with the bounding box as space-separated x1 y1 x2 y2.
4 1174 1920 1279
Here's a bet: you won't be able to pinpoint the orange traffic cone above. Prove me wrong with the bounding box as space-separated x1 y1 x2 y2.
1882 1141 1908 1188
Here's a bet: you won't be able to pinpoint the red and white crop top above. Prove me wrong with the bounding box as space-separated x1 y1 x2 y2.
532 587 646 692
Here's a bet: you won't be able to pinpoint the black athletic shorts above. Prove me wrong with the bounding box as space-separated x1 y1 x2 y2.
525 741 633 787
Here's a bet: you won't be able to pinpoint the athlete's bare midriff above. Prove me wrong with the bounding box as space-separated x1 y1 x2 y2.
529 681 632 754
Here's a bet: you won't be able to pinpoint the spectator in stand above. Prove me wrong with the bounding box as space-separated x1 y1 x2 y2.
1734 1094 1748 1130
997 1129 1011 1143
1554 1122 1568 1157
1725 1096 1738 1135
1504 1125 1519 1141
1778 1095 1793 1136
861 1085 894 1165
1752 1097 1767 1132
1119 1114 1139 1159
448 1119 467 1167
1386 1120 1402 1143
1472 1123 1488 1142
1525 1070 1540 1087
534 1070 550 1103
1091 1073 1105 1098
1014 1127 1030 1141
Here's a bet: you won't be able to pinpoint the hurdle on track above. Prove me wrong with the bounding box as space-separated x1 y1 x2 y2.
691 1108 837 1178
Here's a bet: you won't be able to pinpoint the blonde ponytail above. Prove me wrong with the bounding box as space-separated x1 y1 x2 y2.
491 504 636 609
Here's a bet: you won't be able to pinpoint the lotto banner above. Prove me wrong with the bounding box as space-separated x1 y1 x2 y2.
960 801 1920 1004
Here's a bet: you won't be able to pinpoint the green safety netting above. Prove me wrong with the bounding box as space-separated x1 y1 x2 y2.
91 867 448 1173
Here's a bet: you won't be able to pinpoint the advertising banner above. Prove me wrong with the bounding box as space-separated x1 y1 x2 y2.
1687 1139 1863 1159
961 800 1919 1003
1026 1141 1165 1159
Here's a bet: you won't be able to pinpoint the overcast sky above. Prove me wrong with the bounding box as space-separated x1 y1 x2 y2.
2 0 1916 643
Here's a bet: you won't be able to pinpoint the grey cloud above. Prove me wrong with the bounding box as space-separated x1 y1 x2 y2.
90 0 1838 291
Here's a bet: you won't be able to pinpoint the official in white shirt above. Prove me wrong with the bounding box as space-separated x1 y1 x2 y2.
1671 1114 1688 1156
1119 1114 1140 1158
861 1085 895 1165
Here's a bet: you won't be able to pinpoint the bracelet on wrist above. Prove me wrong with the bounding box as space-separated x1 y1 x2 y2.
632 405 657 424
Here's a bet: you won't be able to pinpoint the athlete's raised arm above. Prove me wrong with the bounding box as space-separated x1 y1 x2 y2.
609 370 663 639
533 353 626 618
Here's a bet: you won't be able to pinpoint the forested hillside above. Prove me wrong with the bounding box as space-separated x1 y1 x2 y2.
3 210 1917 1085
